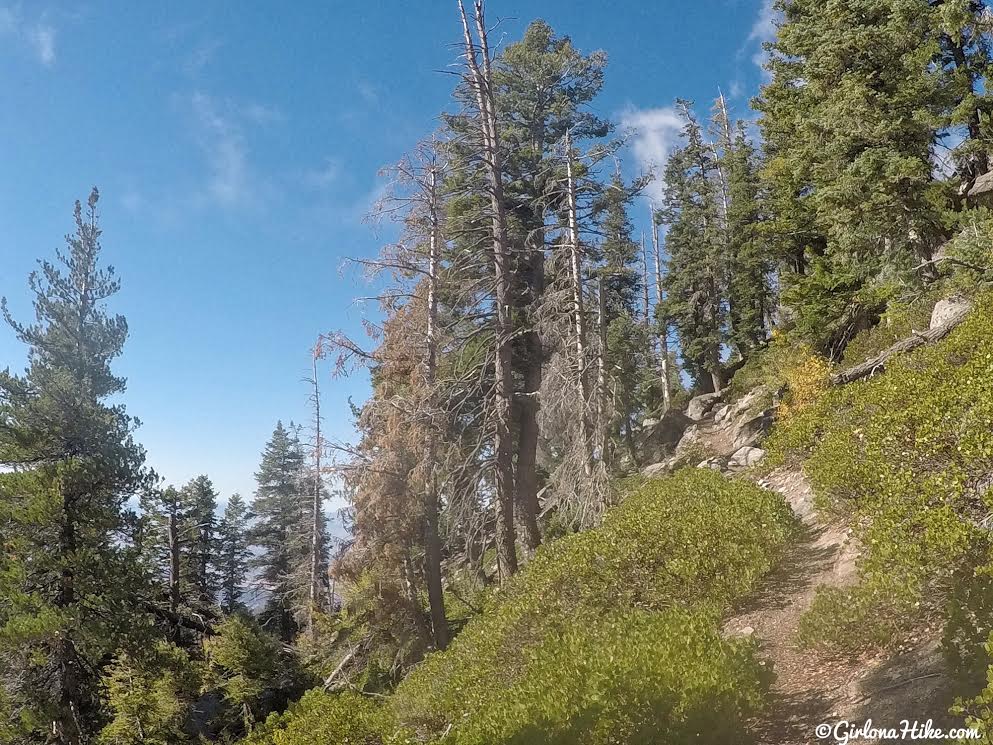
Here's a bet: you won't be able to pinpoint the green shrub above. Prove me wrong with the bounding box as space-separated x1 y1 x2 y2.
243 470 797 744
768 294 993 671
434 609 770 745
98 641 201 745
205 615 307 735
392 469 796 741
840 296 937 368
245 690 410 745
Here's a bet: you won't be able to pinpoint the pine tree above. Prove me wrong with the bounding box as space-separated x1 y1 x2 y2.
711 95 772 357
179 474 219 608
756 0 947 354
139 484 190 643
0 188 150 744
660 101 726 391
494 19 610 552
216 493 251 615
593 171 652 464
596 171 643 320
249 422 305 640
97 641 200 745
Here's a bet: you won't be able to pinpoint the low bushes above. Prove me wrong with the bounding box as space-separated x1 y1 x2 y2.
767 294 993 676
248 469 797 744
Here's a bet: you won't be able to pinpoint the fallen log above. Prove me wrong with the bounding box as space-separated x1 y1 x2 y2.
323 646 358 690
831 304 973 385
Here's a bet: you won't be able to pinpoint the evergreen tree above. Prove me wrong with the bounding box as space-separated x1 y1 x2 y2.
711 97 773 356
179 474 219 607
756 0 948 354
96 641 200 745
250 421 305 640
138 485 190 643
0 188 150 744
595 171 643 320
592 170 653 464
216 493 251 615
660 101 726 391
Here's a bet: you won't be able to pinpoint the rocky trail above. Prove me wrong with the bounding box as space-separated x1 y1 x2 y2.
724 469 954 745
640 385 963 744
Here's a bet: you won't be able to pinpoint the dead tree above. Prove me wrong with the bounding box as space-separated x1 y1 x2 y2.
423 165 450 649
832 304 972 385
650 205 672 413
459 0 518 576
308 339 325 640
564 133 595 476
595 276 610 464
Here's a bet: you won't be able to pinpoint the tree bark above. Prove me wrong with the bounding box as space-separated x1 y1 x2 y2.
650 207 672 413
459 0 518 577
565 136 595 476
831 305 971 385
308 347 323 640
423 166 450 650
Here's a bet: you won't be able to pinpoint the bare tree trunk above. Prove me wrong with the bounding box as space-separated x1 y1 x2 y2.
650 207 672 413
423 167 450 650
595 277 610 465
565 135 595 476
308 346 323 640
640 233 651 324
459 0 518 577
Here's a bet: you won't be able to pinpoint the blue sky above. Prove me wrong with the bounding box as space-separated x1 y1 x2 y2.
0 1 774 505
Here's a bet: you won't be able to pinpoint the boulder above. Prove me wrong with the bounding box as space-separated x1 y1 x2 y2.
642 456 679 478
686 391 725 421
727 385 772 420
696 455 727 471
727 446 766 471
638 409 694 463
731 408 776 450
712 404 731 425
930 295 971 330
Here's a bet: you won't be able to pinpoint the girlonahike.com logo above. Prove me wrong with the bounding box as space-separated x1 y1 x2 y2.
815 719 980 743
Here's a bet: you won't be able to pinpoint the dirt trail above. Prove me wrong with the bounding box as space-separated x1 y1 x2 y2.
724 468 954 745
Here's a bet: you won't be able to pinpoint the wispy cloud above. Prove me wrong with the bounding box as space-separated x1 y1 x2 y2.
0 7 58 66
29 24 55 66
744 0 778 76
619 106 684 203
190 92 253 207
183 38 222 77
183 94 285 209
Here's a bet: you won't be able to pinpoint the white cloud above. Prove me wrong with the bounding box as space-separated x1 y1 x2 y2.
746 0 778 75
190 92 251 207
618 106 684 203
0 7 58 67
29 24 55 66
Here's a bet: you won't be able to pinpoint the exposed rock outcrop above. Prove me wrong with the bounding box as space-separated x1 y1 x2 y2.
686 390 725 421
930 295 971 330
641 385 776 478
637 409 694 465
727 446 766 471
